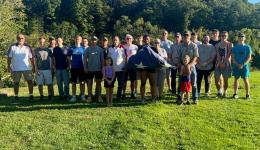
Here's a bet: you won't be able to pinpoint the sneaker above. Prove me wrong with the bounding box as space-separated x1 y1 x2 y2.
205 93 210 97
81 95 86 101
87 96 92 103
131 93 136 99
193 100 198 105
29 95 34 101
232 94 239 99
177 100 183 105
98 96 103 103
14 96 19 100
69 96 77 102
245 94 251 100
216 93 222 98
223 93 228 98
48 95 52 100
40 95 44 101
122 94 126 100
186 100 191 105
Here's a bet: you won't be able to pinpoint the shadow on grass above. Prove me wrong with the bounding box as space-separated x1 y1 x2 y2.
0 95 162 112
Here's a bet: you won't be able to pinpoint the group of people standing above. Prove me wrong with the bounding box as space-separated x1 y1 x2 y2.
7 29 252 106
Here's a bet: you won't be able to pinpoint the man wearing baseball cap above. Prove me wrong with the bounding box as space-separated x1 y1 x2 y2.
231 33 252 100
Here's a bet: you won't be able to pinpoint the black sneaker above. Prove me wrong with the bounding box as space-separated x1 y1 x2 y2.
130 93 136 99
14 96 19 100
177 100 183 105
232 94 239 99
122 94 126 100
29 95 34 101
40 95 44 101
216 93 222 98
245 94 251 100
48 95 52 100
193 100 198 105
186 100 191 105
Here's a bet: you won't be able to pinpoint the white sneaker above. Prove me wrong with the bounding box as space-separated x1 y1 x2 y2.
69 96 77 102
81 95 86 101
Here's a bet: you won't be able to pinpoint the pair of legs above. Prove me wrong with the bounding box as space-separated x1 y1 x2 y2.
181 92 190 102
214 69 230 96
106 88 114 106
234 77 250 96
156 68 166 98
115 71 126 99
196 68 212 95
70 69 86 101
166 68 171 91
12 71 33 99
56 70 70 98
87 79 102 100
71 82 85 97
36 70 54 99
140 70 157 100
123 69 137 98
171 68 178 95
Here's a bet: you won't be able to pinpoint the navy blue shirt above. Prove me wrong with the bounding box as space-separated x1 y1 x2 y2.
52 46 69 70
68 46 85 69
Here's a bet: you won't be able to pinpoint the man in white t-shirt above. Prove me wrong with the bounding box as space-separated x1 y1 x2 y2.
7 33 35 101
123 34 139 99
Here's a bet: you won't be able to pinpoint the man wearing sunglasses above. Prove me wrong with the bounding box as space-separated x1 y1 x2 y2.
7 33 35 101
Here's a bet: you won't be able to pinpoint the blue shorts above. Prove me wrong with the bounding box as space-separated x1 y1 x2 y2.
232 65 250 79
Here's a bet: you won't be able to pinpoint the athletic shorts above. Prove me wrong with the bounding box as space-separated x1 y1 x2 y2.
87 71 103 80
36 70 53 85
11 70 33 83
71 68 86 83
232 65 250 79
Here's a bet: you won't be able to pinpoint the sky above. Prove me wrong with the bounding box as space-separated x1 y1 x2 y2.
248 0 260 3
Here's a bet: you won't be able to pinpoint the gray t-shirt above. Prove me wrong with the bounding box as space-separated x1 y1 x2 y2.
178 42 199 65
35 47 52 70
160 39 173 54
196 44 216 70
85 45 104 72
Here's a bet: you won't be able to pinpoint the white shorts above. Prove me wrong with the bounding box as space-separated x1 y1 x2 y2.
36 70 53 85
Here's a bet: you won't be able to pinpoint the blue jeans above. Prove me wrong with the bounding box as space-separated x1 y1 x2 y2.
56 69 70 97
115 71 126 98
190 66 198 101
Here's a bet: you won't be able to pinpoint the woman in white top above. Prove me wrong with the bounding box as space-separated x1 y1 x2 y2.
107 36 127 100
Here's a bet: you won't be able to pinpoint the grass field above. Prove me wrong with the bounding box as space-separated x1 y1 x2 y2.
0 72 259 149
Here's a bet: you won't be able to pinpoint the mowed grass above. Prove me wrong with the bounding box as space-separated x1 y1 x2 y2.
0 72 259 149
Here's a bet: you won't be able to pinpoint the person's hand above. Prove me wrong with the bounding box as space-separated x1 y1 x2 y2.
238 64 243 69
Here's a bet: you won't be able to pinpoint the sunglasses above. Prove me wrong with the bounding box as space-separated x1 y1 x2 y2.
221 35 227 37
155 42 160 44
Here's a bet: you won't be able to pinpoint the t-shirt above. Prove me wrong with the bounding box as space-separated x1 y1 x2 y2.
104 66 113 79
196 44 216 70
123 44 138 61
232 44 252 67
209 39 220 46
8 43 33 71
52 46 69 70
107 46 127 72
160 39 173 54
170 42 182 65
85 46 104 72
35 47 52 70
158 48 167 59
68 46 85 69
178 42 199 66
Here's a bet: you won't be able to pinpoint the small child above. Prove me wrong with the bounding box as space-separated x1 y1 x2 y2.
179 55 192 105
102 57 116 107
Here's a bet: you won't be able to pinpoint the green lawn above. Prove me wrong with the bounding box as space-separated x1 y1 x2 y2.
0 72 259 149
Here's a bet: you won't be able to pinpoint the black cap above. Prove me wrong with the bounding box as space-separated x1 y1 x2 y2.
238 32 245 38
49 36 55 40
184 31 191 36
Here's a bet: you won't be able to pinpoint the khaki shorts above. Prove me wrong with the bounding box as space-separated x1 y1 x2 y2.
36 70 53 85
11 71 33 83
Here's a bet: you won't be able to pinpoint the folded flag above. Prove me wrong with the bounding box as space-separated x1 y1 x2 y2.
127 45 173 70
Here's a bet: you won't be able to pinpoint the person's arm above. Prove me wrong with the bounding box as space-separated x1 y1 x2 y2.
188 45 198 67
243 46 252 65
100 47 104 69
67 48 72 70
34 53 39 74
7 46 12 73
52 56 56 73
215 44 221 67
102 67 109 82
186 65 191 75
180 66 184 76
29 47 35 73
224 42 233 63
83 49 88 73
